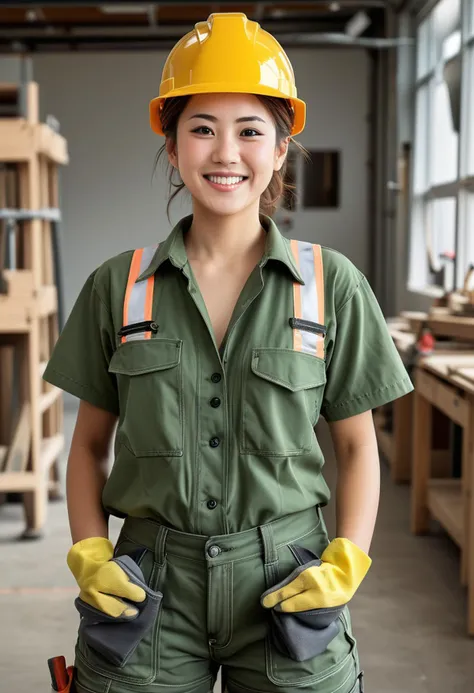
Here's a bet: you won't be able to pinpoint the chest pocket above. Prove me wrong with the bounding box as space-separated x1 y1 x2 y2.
241 348 326 457
109 338 183 457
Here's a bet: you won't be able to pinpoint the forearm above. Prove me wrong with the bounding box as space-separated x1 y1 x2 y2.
66 442 109 544
335 442 380 555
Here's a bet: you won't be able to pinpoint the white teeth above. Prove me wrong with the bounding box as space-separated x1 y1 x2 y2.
208 175 244 186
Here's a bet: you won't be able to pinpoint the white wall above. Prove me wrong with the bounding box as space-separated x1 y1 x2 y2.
280 50 369 275
31 48 370 315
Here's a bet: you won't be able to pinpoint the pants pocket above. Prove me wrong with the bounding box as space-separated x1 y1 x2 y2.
265 538 359 688
76 536 165 686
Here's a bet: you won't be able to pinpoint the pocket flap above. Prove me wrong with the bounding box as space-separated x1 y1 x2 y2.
251 348 326 392
109 339 181 376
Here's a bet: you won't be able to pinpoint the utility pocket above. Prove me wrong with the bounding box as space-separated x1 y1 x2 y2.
267 545 345 663
265 536 359 688
241 348 326 456
108 338 183 457
76 536 166 686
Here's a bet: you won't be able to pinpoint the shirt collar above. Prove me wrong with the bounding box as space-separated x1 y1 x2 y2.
137 214 304 284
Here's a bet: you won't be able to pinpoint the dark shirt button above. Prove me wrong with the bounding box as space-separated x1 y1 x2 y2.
209 437 220 448
207 499 218 510
210 397 221 408
211 373 221 383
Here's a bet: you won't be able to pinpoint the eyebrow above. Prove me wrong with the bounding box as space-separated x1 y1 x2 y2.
188 113 266 124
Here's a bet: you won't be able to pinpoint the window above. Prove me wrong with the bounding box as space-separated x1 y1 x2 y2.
417 17 432 79
457 191 474 286
302 151 340 209
431 78 458 185
408 0 472 295
413 86 429 194
467 47 474 175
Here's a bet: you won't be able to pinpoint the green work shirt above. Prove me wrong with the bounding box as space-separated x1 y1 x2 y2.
43 215 413 534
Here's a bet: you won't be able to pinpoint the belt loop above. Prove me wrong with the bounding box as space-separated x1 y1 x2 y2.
154 525 168 566
259 523 277 567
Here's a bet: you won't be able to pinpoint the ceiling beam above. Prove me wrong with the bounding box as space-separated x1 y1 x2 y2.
0 0 389 7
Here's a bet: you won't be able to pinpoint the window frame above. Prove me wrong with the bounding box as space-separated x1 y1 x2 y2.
408 0 474 297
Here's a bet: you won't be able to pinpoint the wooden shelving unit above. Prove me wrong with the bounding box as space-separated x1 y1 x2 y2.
411 354 474 635
0 80 68 538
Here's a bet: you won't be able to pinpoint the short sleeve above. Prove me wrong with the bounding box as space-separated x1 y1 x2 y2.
43 272 119 415
321 276 413 422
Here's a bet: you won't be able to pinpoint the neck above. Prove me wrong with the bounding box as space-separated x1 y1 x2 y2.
185 200 266 265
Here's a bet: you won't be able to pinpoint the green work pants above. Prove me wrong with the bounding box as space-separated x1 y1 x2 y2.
74 506 364 693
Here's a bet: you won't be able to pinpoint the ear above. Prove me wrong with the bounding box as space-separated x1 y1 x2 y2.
166 138 179 169
274 137 290 172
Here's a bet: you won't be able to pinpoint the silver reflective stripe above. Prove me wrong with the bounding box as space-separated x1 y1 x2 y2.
125 245 157 342
295 241 322 355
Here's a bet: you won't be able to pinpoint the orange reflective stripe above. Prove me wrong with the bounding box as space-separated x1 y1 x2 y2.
143 274 155 340
122 248 144 345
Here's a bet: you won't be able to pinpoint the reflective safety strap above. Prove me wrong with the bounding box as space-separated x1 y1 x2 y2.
121 245 158 344
290 240 325 359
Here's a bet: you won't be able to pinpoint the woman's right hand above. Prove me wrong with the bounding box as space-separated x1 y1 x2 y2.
67 536 146 619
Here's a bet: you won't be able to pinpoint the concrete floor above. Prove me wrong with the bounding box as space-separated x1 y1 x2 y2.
1 406 474 692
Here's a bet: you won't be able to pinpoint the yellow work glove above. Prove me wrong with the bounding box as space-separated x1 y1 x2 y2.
261 538 371 612
67 537 146 619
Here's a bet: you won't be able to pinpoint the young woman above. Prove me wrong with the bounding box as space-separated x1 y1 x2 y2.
44 12 413 693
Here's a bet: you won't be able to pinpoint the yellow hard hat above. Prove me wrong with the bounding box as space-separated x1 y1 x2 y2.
149 12 306 136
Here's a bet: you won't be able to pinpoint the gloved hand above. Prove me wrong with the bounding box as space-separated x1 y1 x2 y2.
261 537 371 612
67 537 146 619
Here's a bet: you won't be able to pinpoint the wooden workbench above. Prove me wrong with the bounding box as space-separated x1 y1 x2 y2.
374 319 451 483
411 353 474 635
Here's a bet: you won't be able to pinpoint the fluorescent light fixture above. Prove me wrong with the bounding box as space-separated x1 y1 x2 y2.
100 4 150 14
345 10 371 38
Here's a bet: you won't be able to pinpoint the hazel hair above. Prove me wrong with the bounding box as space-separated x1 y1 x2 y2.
153 95 306 219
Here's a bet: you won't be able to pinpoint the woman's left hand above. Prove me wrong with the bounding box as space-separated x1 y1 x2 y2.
260 537 372 612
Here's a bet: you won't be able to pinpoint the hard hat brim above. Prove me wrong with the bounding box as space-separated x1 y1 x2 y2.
149 86 306 137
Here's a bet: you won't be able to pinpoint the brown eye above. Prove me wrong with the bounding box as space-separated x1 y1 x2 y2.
192 126 213 136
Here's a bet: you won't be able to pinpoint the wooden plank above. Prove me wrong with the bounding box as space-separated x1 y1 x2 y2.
449 367 474 386
411 385 433 534
0 445 7 468
40 387 61 415
2 402 30 473
0 471 36 492
427 479 463 547
0 345 14 446
466 400 474 635
0 269 35 295
41 433 64 472
392 392 413 483
0 120 68 164
432 378 469 428
415 368 435 402
37 124 69 165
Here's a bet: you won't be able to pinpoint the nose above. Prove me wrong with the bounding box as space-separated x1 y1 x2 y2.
211 132 241 166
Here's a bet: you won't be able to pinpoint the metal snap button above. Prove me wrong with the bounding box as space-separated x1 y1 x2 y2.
209 437 220 448
210 397 221 408
208 545 220 558
211 373 222 383
207 499 218 510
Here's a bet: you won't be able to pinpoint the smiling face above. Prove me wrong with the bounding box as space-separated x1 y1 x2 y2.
166 93 289 219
